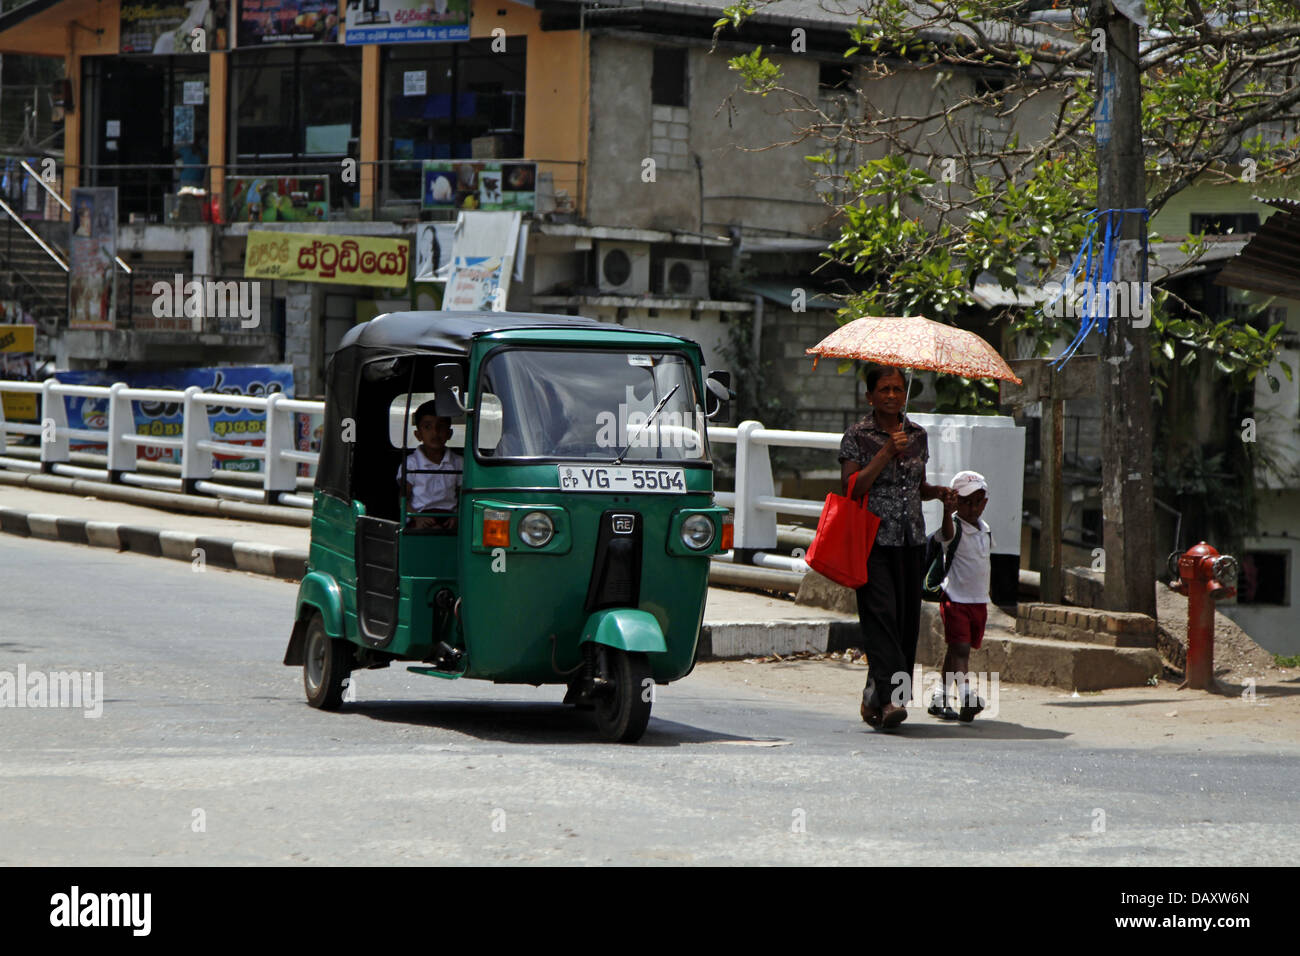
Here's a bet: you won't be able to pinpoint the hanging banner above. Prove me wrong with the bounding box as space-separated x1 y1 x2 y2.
244 230 410 288
226 176 329 223
422 161 536 212
238 0 339 45
54 366 295 469
439 210 520 310
0 324 38 419
343 0 470 45
120 0 229 54
442 256 505 311
414 222 457 282
68 188 118 331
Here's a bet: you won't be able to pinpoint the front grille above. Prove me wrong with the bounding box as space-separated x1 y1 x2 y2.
585 510 643 611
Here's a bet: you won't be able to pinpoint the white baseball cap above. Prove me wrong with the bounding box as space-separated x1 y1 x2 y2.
952 470 988 497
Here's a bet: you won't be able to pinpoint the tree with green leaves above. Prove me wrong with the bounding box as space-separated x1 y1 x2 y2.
716 0 1300 552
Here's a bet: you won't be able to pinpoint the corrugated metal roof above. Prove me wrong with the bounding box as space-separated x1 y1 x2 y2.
1215 198 1300 299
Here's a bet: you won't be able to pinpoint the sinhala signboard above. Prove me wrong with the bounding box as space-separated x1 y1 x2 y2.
55 366 295 470
343 0 470 45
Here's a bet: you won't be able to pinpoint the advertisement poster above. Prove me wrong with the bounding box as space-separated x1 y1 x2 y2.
173 105 195 146
68 187 118 331
55 365 295 470
343 0 470 45
0 324 37 420
442 256 505 311
120 0 229 54
294 409 324 477
227 176 329 222
422 161 535 212
245 230 410 288
414 222 457 282
238 0 338 45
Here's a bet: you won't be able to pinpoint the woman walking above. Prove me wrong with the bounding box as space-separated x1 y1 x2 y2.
839 365 951 730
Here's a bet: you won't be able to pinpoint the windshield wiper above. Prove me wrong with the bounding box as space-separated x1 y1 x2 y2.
613 384 679 465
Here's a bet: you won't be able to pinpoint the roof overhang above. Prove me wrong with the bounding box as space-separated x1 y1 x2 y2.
0 0 116 56
1215 197 1300 300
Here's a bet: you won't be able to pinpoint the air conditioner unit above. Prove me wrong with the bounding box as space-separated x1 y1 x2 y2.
660 258 710 298
596 241 651 295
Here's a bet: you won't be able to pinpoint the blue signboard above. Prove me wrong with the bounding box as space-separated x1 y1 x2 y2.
56 365 295 470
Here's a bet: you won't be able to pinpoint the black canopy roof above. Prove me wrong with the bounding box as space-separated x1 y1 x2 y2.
336 310 687 357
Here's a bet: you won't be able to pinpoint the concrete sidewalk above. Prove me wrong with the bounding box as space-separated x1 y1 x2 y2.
0 483 859 658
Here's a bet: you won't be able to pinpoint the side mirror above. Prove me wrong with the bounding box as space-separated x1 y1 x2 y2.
477 393 503 452
705 370 733 424
434 363 467 417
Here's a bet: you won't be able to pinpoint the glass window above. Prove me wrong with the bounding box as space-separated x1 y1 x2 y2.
476 349 707 462
229 47 362 210
652 48 687 107
380 39 526 212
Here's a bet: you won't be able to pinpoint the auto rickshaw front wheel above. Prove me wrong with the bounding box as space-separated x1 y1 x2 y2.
592 649 652 743
303 612 352 710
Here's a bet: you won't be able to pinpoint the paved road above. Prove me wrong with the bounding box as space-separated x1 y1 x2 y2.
1 535 1297 865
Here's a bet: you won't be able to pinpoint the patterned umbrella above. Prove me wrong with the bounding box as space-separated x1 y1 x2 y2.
805 314 1022 384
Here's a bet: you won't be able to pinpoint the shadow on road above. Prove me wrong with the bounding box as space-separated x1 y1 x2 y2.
868 718 1069 740
344 699 780 747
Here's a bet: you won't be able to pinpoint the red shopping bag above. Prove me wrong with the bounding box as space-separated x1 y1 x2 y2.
805 470 881 589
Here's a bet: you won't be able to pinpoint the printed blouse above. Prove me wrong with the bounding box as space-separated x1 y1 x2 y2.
838 414 929 547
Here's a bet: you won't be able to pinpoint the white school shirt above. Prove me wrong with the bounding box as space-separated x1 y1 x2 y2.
398 447 461 512
937 515 993 604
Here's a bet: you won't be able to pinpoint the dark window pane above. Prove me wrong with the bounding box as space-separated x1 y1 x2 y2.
652 47 687 107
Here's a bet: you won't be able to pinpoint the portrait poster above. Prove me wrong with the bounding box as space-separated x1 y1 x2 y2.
67 188 118 331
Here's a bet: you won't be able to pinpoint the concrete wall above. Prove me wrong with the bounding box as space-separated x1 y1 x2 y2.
585 36 831 237
1219 489 1300 655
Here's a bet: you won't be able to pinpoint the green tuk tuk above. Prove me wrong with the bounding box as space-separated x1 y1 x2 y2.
283 311 732 742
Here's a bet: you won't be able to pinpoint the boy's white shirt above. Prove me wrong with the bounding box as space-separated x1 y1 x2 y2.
937 514 993 604
398 446 461 512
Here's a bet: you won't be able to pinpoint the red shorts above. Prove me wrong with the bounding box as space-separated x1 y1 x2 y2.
940 595 988 650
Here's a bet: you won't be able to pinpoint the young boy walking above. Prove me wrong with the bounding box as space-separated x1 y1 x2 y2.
928 470 992 722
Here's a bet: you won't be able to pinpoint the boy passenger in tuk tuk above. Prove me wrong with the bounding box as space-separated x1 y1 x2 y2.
398 401 461 531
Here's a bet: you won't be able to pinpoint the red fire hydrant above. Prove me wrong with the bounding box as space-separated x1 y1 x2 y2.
1168 542 1238 690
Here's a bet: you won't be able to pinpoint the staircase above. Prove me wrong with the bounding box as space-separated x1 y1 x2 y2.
0 210 68 344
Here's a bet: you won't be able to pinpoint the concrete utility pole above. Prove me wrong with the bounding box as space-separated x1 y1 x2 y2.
1091 0 1156 616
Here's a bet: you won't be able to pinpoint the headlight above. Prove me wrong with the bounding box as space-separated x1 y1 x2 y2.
519 511 555 548
680 514 715 551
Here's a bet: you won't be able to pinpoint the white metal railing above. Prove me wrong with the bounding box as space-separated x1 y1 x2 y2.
0 378 323 506
0 379 1025 559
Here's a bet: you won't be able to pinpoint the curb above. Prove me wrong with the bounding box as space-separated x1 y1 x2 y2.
0 506 308 581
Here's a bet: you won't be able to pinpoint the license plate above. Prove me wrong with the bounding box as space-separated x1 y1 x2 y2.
557 465 687 494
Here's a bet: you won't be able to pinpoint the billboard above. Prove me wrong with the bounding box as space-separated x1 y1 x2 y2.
55 365 295 470
238 0 338 45
422 161 535 212
343 0 470 45
0 324 38 420
245 230 410 288
226 176 329 223
120 0 230 54
68 188 118 331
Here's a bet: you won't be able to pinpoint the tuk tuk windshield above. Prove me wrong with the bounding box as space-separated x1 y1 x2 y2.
477 348 708 462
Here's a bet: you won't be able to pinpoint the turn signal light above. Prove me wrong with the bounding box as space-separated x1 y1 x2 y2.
483 509 511 547
721 517 734 551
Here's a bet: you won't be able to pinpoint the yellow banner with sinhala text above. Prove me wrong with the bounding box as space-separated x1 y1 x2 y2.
244 231 410 288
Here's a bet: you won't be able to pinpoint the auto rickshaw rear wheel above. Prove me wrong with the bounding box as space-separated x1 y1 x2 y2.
592 648 652 743
303 612 352 710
